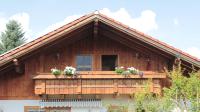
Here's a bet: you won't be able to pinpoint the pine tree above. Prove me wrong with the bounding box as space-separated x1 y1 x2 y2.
0 20 26 54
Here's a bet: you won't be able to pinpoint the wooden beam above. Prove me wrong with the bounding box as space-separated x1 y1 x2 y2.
99 24 174 59
0 25 93 72
93 19 99 58
77 79 82 94
100 32 152 56
13 59 19 66
41 23 93 52
99 29 172 60
114 79 118 93
39 54 44 72
181 61 193 71
12 59 23 74
93 19 98 38
34 71 166 79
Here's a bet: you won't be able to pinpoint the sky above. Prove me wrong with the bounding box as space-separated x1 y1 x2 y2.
0 0 200 59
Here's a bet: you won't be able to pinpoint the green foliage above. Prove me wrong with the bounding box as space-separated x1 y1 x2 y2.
132 63 200 112
163 63 200 111
115 66 143 77
134 80 163 112
64 66 76 76
159 97 175 112
134 92 146 112
115 66 125 74
132 61 200 112
107 105 128 112
51 68 61 76
0 20 25 54
133 79 175 112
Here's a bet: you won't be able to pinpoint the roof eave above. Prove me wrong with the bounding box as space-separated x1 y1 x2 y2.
96 14 200 67
0 13 199 69
0 14 99 67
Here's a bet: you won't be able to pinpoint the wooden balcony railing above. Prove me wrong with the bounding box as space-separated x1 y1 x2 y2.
33 71 166 95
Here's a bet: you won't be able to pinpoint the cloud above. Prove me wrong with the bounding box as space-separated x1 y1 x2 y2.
37 15 82 37
0 12 32 40
99 8 158 32
173 18 179 25
0 17 7 32
38 8 158 39
185 47 200 59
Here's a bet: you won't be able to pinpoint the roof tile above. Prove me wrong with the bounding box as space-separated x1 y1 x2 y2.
0 12 199 67
98 13 200 62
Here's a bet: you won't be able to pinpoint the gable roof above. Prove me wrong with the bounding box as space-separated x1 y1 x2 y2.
0 12 200 68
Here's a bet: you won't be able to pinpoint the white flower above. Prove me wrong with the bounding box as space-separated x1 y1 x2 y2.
51 68 58 72
64 66 76 75
51 68 61 75
127 67 136 71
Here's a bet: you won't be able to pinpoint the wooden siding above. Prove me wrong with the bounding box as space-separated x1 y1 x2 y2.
0 29 169 99
34 71 166 95
0 58 40 99
34 78 163 95
43 35 169 72
34 79 162 95
34 71 166 79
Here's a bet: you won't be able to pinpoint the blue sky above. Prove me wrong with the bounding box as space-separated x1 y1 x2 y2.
0 0 200 58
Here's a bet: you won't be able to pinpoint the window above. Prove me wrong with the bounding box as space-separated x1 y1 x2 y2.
24 106 45 112
45 107 71 112
102 55 118 71
76 55 92 71
24 106 71 112
28 110 45 112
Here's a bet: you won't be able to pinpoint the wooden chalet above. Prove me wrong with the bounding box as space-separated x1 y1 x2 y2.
0 12 199 112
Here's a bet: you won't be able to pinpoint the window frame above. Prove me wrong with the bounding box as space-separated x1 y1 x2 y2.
24 106 45 112
45 107 71 112
75 54 93 71
24 106 71 112
101 54 119 71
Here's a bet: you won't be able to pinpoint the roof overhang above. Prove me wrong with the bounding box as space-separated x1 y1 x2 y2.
95 14 200 67
0 14 98 68
0 12 199 69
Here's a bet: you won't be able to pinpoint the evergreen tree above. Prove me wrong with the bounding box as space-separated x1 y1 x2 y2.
0 20 26 54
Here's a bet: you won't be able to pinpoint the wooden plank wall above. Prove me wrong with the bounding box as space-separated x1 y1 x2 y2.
0 56 40 99
43 35 168 72
0 32 169 99
35 79 162 95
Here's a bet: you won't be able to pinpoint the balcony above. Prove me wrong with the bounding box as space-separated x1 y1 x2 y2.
33 71 166 95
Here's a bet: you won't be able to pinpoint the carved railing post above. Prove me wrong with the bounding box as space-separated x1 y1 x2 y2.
77 78 82 94
114 79 118 94
35 80 46 94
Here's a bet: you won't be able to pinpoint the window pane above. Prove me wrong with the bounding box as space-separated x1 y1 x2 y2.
28 109 45 112
76 55 92 71
102 55 117 71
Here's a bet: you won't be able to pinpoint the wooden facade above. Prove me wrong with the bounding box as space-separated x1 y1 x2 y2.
0 12 199 111
34 71 166 95
0 28 169 99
